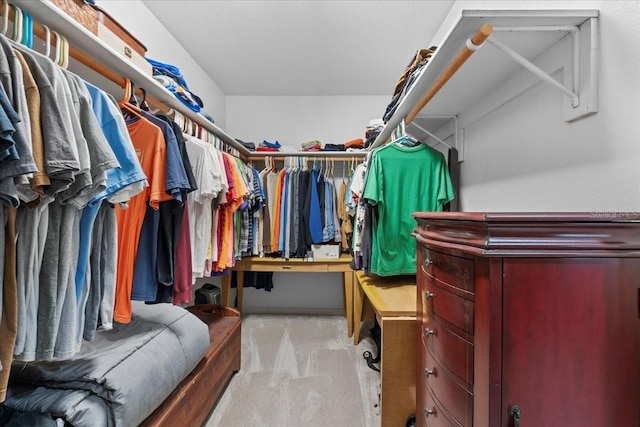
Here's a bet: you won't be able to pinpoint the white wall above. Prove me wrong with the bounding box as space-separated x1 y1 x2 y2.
441 0 640 212
95 0 227 127
226 95 389 148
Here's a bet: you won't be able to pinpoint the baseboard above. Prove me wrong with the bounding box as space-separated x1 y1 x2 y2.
240 307 344 316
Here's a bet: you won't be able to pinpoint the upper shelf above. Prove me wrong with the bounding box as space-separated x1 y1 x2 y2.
10 0 252 158
372 9 599 149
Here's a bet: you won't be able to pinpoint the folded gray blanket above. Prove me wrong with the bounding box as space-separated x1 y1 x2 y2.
6 302 209 427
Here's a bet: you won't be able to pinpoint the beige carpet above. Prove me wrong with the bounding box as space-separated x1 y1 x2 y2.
205 315 380 427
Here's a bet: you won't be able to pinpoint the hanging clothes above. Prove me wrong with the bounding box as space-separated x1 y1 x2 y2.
362 143 454 276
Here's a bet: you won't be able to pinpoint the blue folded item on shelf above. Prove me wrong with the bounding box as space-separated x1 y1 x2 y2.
261 140 281 149
146 58 189 89
148 57 204 113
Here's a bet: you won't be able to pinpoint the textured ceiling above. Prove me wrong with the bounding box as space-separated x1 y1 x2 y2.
142 0 454 96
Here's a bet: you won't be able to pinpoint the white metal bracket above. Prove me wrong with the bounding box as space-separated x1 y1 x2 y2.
490 19 598 122
491 25 580 107
408 115 463 162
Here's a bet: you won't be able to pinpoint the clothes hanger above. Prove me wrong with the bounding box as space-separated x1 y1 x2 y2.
391 121 421 147
41 23 51 57
119 78 143 119
11 5 22 43
58 35 66 67
21 9 32 48
0 0 9 36
139 88 151 111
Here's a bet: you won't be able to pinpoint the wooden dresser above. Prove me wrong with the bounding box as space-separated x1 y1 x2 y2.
412 212 640 427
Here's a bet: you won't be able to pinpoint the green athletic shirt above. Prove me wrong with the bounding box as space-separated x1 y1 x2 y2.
363 143 454 276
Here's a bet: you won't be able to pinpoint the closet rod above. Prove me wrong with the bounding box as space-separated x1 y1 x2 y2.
249 155 364 162
248 151 366 161
405 23 493 124
4 0 251 160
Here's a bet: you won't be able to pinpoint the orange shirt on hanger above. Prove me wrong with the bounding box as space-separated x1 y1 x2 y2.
113 117 171 324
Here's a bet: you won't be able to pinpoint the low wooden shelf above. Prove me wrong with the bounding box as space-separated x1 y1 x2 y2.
220 254 356 335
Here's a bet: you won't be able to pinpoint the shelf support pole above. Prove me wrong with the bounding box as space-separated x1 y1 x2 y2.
492 25 580 107
485 34 580 107
406 23 493 124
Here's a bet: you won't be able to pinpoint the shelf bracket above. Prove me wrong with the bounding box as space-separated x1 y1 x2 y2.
408 115 463 162
489 26 581 108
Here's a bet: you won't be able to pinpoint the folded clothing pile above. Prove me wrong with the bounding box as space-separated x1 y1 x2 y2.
382 47 437 123
257 140 281 152
147 57 204 114
235 139 256 151
365 120 384 148
301 140 322 151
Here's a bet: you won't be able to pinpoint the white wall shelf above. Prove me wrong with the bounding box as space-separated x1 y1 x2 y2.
372 9 599 150
10 0 252 158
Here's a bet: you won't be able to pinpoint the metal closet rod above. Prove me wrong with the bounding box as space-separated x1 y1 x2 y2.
0 1 251 160
405 23 494 124
249 151 366 161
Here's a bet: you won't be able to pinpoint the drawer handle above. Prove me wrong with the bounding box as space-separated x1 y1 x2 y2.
508 405 521 427
282 265 292 269
424 328 436 337
424 408 435 417
424 291 435 300
424 259 434 268
424 368 435 378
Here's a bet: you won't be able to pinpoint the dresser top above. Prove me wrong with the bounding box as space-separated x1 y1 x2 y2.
413 212 640 256
412 212 640 223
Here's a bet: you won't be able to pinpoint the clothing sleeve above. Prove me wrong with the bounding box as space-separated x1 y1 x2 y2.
362 155 381 206
436 156 456 207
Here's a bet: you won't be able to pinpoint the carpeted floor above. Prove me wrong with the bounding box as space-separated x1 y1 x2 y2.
205 315 380 427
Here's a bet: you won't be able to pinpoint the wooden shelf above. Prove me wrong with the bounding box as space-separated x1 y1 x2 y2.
11 0 252 158
373 9 599 148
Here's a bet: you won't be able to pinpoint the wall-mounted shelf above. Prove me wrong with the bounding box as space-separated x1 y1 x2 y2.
10 0 253 158
372 9 599 151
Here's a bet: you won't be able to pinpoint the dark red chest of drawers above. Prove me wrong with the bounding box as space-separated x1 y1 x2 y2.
413 212 640 427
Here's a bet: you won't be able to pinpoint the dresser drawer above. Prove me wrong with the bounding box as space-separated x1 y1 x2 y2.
422 315 473 388
420 386 459 427
422 247 474 292
423 277 474 335
423 348 473 426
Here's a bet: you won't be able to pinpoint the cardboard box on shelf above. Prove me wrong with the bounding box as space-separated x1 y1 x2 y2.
50 0 152 76
311 245 340 260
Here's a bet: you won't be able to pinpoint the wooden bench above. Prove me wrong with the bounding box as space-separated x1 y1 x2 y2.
353 271 417 427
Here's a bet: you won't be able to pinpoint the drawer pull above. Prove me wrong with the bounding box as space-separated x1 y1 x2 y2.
282 265 292 269
424 408 435 417
423 368 435 378
424 259 434 268
508 405 521 427
424 328 436 337
425 291 435 300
